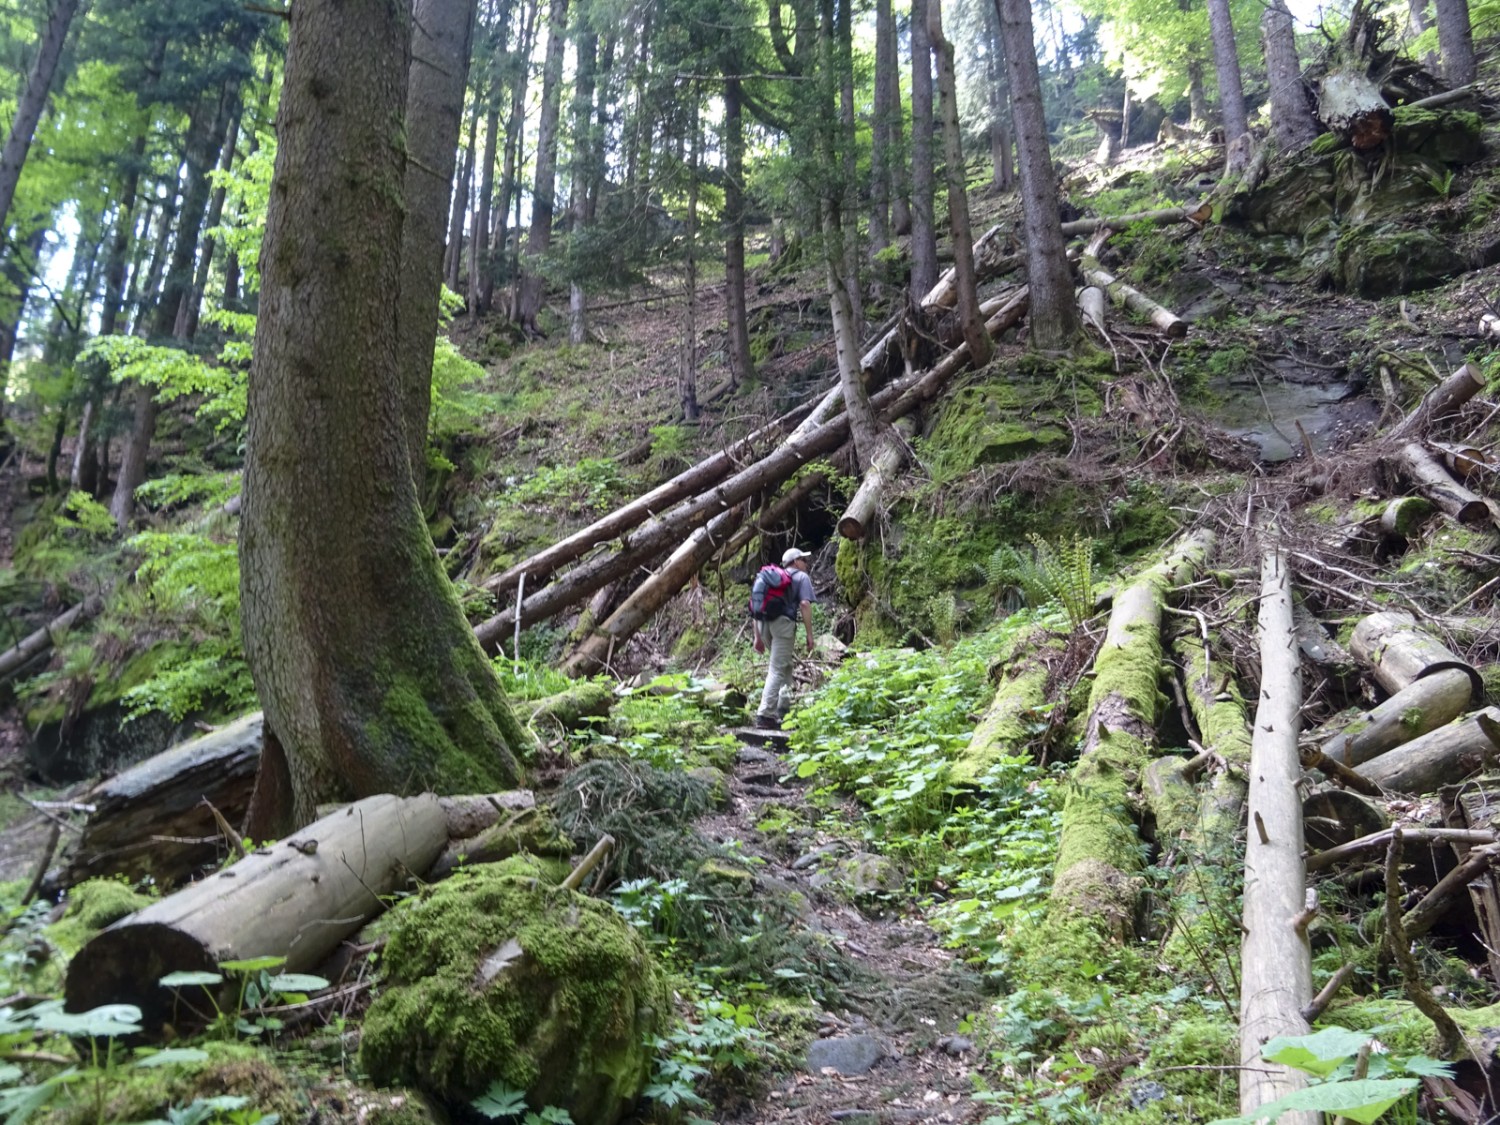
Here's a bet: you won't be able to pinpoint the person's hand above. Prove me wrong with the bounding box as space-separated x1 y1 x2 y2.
806 637 815 654
754 636 765 654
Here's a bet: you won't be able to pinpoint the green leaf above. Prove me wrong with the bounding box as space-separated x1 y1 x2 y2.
1277 1077 1418 1122
795 759 821 778
266 974 328 994
1262 1026 1373 1077
0 1064 22 1085
34 1004 143 1037
132 1048 210 1068
1399 1054 1455 1078
218 956 286 973
158 972 224 988
471 1079 529 1119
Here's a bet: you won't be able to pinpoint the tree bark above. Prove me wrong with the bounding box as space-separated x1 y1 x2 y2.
489 0 540 316
240 0 529 835
398 0 478 487
0 0 85 241
1263 0 1319 152
723 77 755 388
994 0 1077 350
869 0 894 260
679 95 701 417
1356 706 1500 794
1434 0 1476 85
1349 609 1481 699
1051 531 1214 932
471 27 503 320
444 121 475 292
909 0 939 301
714 470 828 564
1395 442 1493 527
517 0 570 334
1205 0 1249 157
1239 545 1316 1125
64 793 449 1035
1321 668 1474 767
176 93 244 341
887 5 910 237
837 417 913 539
1318 70 1393 152
928 0 992 368
566 23 598 346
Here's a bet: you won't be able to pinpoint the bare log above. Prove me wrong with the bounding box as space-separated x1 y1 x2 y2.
1320 668 1475 767
61 712 265 890
1403 840 1500 939
1405 84 1477 109
837 417 915 540
1076 286 1107 336
1432 442 1490 481
1240 544 1315 1124
1060 204 1206 237
1080 260 1187 338
1395 443 1494 527
1307 826 1496 873
1317 70 1393 152
65 793 449 1035
0 596 103 684
1355 706 1500 793
1051 530 1215 934
713 471 829 565
560 503 750 677
479 391 832 597
1349 610 1482 700
1389 362 1485 441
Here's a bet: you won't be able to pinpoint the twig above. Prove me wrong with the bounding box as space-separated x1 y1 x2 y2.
20 800 81 835
20 825 59 907
561 835 615 892
1301 963 1355 1023
1307 827 1496 873
201 799 247 860
1299 745 1383 798
1384 829 1462 1056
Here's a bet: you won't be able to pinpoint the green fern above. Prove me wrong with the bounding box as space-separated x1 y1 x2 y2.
990 535 1095 630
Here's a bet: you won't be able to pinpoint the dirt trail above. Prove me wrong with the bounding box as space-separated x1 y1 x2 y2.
703 734 992 1124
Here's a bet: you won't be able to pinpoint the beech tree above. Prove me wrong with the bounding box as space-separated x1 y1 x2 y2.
240 0 529 834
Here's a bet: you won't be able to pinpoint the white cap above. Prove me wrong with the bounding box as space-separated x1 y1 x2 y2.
782 547 811 566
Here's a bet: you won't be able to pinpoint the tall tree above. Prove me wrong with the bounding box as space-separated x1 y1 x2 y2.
566 20 599 346
909 0 938 300
0 0 86 242
1205 0 1248 157
488 0 540 317
928 0 991 368
516 0 570 334
1433 0 1475 85
869 0 895 260
722 75 755 388
470 8 505 319
994 0 1077 350
240 0 529 836
1262 0 1317 152
397 0 477 485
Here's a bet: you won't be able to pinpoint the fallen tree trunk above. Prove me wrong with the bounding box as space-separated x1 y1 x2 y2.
1389 361 1484 441
1239 544 1315 1124
1320 668 1475 767
1394 442 1494 528
713 471 829 566
1403 840 1500 939
1349 610 1482 700
1354 706 1500 793
560 503 750 677
1306 826 1496 873
1380 496 1436 541
837 417 914 540
1059 203 1206 237
475 291 1028 646
65 793 450 1034
950 629 1066 786
1051 529 1215 934
1318 69 1393 152
0 595 103 684
519 681 617 730
61 712 266 890
1076 286 1107 336
480 389 834 598
1173 626 1252 847
1080 259 1187 338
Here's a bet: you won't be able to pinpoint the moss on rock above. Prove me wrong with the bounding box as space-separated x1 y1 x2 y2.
360 867 670 1124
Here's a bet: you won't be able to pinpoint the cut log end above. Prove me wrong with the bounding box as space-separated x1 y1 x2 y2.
837 515 868 540
65 923 216 1032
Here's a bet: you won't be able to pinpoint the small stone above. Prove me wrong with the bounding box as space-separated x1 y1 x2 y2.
936 1035 973 1056
1129 1080 1168 1109
806 1034 885 1076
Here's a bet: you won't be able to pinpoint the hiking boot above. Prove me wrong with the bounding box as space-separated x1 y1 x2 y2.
754 714 782 731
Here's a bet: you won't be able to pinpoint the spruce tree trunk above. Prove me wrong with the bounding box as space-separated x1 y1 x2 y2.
517 0 571 334
929 0 991 368
566 25 598 346
1434 0 1476 85
0 231 45 437
1187 57 1209 127
472 81 500 318
0 0 85 241
1205 0 1249 157
723 77 755 388
397 0 477 487
888 6 911 236
869 0 894 260
491 0 540 317
680 96 700 420
836 0 862 333
176 92 243 341
240 0 529 836
984 9 1013 190
909 0 938 300
1263 0 1318 152
994 0 1078 350
444 109 477 292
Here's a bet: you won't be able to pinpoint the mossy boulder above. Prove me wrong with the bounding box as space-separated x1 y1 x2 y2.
1335 223 1464 296
360 867 670 1124
1393 105 1486 165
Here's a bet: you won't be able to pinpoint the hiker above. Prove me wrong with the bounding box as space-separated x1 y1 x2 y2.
751 547 816 730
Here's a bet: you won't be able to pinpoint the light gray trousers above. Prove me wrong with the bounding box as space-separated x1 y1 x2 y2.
757 616 798 720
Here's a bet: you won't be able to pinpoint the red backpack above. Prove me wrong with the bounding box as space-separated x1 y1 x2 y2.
748 565 795 620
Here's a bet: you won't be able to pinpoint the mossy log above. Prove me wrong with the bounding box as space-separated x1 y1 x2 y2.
1320 668 1474 767
519 681 617 730
1080 259 1187 337
1349 610 1482 700
1050 529 1215 935
1059 204 1205 237
65 793 450 1035
1171 627 1251 848
61 711 266 890
950 631 1064 787
1354 706 1500 793
1239 545 1315 1123
837 417 915 540
0 595 103 684
1389 362 1484 441
1380 496 1436 540
1394 443 1494 528
1317 70 1392 152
